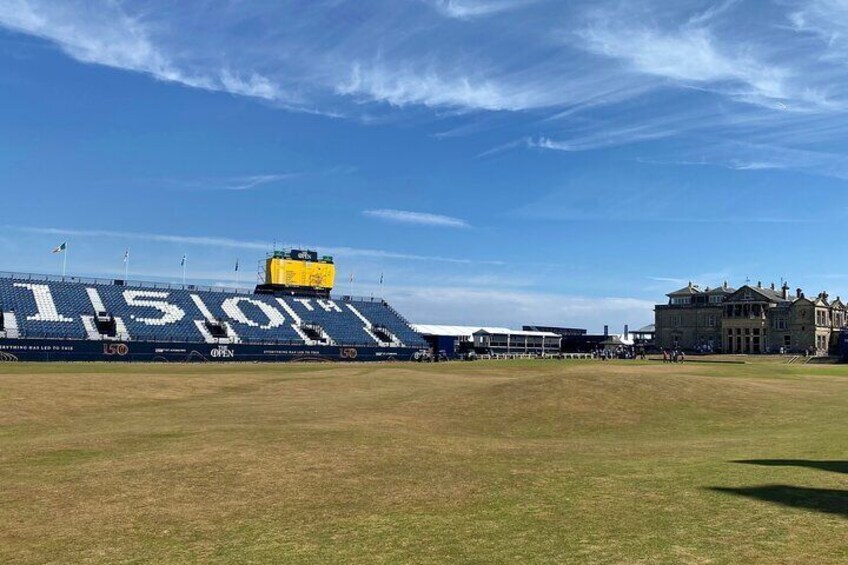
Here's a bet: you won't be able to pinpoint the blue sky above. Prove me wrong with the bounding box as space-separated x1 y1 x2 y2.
1 0 848 331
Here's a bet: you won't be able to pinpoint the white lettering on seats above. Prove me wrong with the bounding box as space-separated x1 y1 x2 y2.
221 297 284 329
13 283 74 322
123 290 185 325
85 287 107 312
190 294 215 322
293 298 313 311
316 299 342 313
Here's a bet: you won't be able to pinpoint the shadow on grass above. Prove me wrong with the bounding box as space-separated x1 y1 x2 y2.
733 459 848 474
711 460 848 518
710 485 848 518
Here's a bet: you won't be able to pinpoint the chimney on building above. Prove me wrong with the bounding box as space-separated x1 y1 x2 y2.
781 282 789 300
770 282 775 291
624 324 629 339
723 281 728 289
796 288 804 299
604 325 609 337
757 280 762 288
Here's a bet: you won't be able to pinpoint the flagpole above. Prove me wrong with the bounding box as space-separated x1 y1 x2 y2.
124 250 129 281
62 244 68 277
235 259 240 287
182 255 187 286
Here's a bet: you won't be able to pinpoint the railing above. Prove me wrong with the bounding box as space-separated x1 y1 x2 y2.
0 271 255 295
336 294 389 304
0 271 388 303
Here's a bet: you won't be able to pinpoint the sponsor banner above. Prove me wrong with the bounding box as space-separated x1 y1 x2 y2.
0 338 415 363
290 249 319 262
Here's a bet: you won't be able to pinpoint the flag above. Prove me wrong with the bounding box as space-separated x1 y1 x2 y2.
51 242 67 254
180 254 186 267
349 273 354 283
379 273 384 285
234 259 239 272
123 249 129 263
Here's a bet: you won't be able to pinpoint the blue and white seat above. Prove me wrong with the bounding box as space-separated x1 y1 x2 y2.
0 275 425 348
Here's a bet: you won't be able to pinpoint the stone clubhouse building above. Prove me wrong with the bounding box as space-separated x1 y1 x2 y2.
655 281 846 354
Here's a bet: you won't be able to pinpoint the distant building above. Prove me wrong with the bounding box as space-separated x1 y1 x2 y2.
631 324 655 347
412 325 561 356
655 281 846 354
557 325 638 353
472 328 561 355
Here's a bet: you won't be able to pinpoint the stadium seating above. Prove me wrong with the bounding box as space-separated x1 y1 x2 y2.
353 300 428 348
0 275 424 347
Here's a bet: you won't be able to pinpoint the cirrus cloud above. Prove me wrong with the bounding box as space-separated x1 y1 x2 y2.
363 209 470 228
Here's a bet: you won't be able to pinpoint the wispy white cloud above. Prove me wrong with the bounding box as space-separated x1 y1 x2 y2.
167 173 303 192
578 23 797 110
425 0 534 19
6 225 495 263
220 174 300 191
530 126 676 153
336 63 550 112
4 0 848 181
789 0 848 52
0 0 294 104
639 139 848 180
363 209 470 228
686 0 741 27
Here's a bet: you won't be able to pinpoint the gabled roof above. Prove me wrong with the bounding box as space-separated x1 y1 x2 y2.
831 297 845 309
726 284 789 304
811 294 830 307
667 282 701 297
704 282 736 295
633 324 655 334
412 325 474 337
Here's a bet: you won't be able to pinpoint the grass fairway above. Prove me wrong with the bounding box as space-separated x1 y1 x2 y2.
1 360 846 564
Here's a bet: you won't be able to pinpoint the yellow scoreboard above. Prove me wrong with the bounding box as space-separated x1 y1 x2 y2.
265 249 335 290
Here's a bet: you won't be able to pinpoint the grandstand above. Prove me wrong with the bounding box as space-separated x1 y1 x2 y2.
0 251 427 362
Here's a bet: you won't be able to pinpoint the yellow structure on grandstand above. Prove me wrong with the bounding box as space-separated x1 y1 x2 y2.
264 249 335 292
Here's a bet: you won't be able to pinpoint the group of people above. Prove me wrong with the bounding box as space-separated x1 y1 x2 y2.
661 349 685 363
594 346 647 360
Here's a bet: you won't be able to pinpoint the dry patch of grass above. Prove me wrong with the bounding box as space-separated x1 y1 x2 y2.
1 360 846 563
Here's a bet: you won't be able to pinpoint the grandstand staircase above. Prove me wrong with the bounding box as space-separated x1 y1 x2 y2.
346 303 403 347
80 315 130 341
81 288 130 341
0 311 19 338
299 323 334 345
273 297 333 346
193 319 240 344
